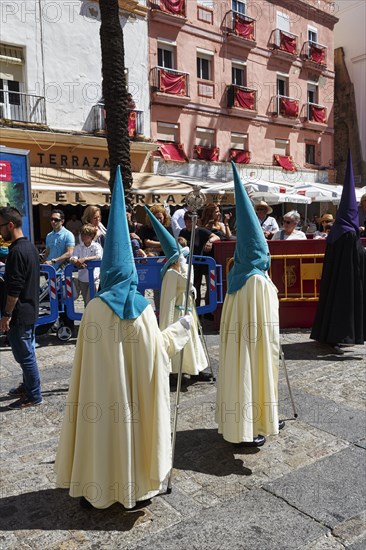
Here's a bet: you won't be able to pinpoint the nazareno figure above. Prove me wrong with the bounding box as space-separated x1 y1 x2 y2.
216 161 282 447
55 168 192 509
144 205 211 381
310 151 366 354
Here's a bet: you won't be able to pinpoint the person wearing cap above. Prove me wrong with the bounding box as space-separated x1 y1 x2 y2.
272 211 307 240
216 162 283 448
358 193 366 236
55 168 192 510
145 206 211 382
313 213 335 239
254 201 279 239
311 151 366 354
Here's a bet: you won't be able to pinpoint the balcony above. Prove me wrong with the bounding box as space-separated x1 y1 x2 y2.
0 90 46 125
301 41 327 70
227 84 257 117
303 102 327 126
93 103 144 137
270 29 298 60
151 67 190 105
272 95 299 120
149 0 186 27
223 11 256 49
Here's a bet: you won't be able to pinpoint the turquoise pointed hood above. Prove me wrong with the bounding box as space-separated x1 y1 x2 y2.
96 167 148 319
227 161 271 294
144 206 188 278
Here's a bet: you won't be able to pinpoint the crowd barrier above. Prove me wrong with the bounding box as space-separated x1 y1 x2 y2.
62 256 223 323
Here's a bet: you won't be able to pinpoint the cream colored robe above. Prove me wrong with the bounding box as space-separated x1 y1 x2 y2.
159 265 208 375
216 274 279 443
55 298 190 509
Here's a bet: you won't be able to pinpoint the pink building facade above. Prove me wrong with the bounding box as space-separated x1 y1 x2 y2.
148 0 338 187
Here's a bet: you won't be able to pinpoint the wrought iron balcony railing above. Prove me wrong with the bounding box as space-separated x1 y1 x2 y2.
301 41 327 67
223 10 256 42
0 90 46 124
306 102 327 123
227 84 257 111
151 67 190 97
273 94 299 118
270 28 298 55
93 103 144 136
149 0 186 18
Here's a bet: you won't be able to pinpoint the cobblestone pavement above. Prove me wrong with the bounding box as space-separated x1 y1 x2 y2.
0 324 365 550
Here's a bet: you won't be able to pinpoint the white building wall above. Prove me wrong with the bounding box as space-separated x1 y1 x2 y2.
334 0 366 162
0 0 150 136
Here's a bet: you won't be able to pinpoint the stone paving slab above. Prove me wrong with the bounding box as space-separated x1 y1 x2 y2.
0 328 365 549
278 383 366 443
264 446 366 529
126 488 328 550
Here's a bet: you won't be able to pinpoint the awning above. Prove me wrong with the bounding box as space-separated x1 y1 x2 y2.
30 167 194 206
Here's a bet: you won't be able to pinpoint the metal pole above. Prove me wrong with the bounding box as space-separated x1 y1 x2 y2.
280 343 298 418
167 213 197 494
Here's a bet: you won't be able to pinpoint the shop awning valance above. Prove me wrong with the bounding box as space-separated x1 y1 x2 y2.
30 167 193 206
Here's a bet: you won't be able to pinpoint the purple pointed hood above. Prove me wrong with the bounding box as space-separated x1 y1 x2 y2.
327 150 359 244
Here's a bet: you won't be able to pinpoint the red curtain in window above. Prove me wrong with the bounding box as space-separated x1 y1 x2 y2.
194 146 219 161
310 104 326 123
160 0 185 15
159 142 188 162
279 97 299 118
309 44 325 64
128 111 136 138
160 70 187 96
234 88 255 110
234 14 255 40
279 31 297 54
229 149 251 164
274 155 297 171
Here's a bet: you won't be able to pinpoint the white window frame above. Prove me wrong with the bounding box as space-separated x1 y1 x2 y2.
277 73 289 96
232 61 246 86
196 127 215 147
274 139 289 156
276 11 290 32
308 26 318 45
231 132 248 150
232 0 246 15
305 142 317 165
307 82 318 104
197 49 213 81
157 41 176 70
157 122 179 143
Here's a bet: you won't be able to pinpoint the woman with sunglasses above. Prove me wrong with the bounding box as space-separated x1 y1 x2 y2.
272 210 307 240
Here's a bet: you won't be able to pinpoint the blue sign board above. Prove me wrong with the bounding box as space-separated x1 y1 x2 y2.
0 146 33 241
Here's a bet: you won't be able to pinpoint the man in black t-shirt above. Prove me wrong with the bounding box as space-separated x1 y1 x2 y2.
0 207 42 409
179 211 219 307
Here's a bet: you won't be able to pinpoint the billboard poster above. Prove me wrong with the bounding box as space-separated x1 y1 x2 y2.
0 146 33 241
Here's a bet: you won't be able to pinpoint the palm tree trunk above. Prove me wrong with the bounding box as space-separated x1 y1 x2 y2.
99 0 132 193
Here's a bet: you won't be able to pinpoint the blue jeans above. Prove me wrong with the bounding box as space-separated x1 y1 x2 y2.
8 324 42 401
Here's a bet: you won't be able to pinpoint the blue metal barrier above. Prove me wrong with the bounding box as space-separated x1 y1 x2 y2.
37 265 59 327
62 256 222 320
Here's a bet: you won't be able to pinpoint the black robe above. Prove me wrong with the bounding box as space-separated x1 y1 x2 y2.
310 232 366 345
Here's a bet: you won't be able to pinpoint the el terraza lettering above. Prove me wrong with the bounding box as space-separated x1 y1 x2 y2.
36 153 109 168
